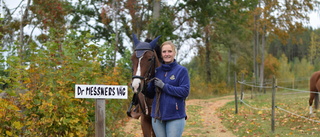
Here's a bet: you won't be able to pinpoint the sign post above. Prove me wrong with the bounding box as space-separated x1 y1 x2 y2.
95 99 105 137
75 84 128 136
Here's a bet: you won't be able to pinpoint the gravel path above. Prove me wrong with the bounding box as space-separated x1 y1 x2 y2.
121 95 236 137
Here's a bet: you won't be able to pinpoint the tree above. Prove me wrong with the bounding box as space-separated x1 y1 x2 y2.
309 31 320 65
250 0 319 90
183 0 221 83
183 0 257 84
277 54 294 81
263 54 280 79
215 0 257 86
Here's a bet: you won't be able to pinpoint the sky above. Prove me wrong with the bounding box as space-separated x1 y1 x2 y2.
309 11 320 29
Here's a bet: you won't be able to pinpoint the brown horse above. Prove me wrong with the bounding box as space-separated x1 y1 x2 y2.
128 34 161 137
309 71 320 114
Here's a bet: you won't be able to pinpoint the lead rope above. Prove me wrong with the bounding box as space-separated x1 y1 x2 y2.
143 95 148 115
154 87 161 122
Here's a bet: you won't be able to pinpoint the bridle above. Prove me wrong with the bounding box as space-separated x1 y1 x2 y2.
132 50 157 93
131 49 157 115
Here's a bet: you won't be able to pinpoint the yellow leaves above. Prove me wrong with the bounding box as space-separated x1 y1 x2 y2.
48 92 53 97
25 103 33 109
69 133 75 137
19 92 32 105
57 80 65 86
264 54 280 78
39 101 54 111
0 98 26 136
0 98 20 119
5 131 13 136
13 121 23 129
70 118 80 124
246 129 252 133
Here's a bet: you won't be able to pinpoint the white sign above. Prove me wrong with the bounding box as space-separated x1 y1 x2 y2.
75 84 128 99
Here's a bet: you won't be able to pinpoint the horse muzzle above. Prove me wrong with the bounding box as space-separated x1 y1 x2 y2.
131 77 144 93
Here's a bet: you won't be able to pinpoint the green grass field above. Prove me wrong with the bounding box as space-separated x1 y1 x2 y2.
219 88 320 136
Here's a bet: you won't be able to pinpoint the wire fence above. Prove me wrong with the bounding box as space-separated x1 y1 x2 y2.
276 106 320 123
239 99 271 111
235 75 320 133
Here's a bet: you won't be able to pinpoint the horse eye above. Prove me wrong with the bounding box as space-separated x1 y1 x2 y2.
148 58 152 61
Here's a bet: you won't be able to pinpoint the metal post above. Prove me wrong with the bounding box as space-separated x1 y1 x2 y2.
292 78 294 89
95 99 106 137
241 73 244 101
251 75 254 99
271 76 276 133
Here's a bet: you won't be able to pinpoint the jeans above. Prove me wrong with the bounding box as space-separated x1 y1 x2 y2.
152 118 186 137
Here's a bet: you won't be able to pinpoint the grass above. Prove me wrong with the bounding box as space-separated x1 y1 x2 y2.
218 89 320 136
183 105 204 136
185 105 203 128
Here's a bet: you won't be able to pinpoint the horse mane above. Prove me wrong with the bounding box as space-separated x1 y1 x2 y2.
145 38 163 63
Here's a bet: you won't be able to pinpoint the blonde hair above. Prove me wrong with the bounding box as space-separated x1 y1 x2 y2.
161 41 176 53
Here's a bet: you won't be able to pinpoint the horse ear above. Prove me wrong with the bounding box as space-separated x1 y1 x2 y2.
149 35 161 49
132 33 140 48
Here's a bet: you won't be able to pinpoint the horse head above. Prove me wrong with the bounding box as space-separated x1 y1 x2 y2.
131 34 161 93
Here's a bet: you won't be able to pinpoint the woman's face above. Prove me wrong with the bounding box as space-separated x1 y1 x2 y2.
161 44 175 64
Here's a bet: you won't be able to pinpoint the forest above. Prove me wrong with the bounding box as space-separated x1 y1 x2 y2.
0 0 320 136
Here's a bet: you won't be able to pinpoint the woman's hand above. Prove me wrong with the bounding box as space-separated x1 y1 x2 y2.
154 78 165 89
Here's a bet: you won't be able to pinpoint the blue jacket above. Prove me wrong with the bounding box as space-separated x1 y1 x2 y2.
147 60 190 121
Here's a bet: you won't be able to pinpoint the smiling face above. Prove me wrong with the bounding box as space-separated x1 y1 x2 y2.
161 41 176 64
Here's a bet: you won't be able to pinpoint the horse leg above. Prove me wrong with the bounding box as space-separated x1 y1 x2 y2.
309 92 315 114
309 73 320 114
315 80 320 113
315 92 319 109
140 115 154 137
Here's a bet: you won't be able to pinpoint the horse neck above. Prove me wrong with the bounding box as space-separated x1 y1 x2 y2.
149 50 160 78
153 50 161 68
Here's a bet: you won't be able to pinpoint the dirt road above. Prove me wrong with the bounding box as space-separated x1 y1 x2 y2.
121 95 236 137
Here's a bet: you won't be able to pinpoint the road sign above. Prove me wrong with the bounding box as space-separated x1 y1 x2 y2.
75 84 128 99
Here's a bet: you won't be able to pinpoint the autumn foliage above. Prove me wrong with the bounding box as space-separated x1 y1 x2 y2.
0 30 131 136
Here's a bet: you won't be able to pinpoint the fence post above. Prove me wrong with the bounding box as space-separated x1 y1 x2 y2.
234 72 238 114
263 80 266 94
241 73 244 101
251 75 254 99
292 78 295 89
271 76 276 133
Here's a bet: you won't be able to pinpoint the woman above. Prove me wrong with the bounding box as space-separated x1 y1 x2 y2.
147 41 190 137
